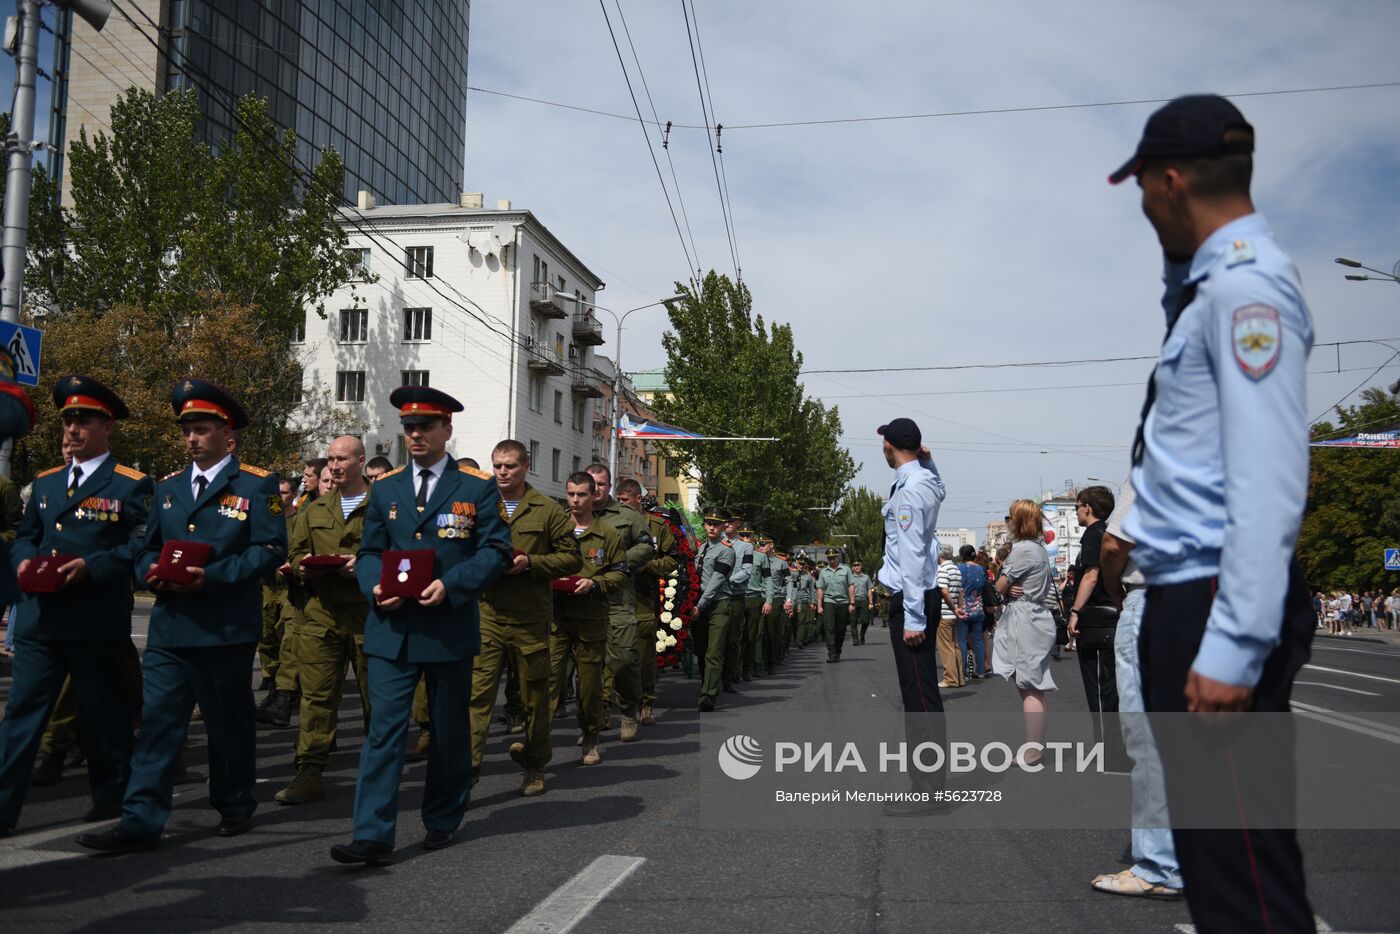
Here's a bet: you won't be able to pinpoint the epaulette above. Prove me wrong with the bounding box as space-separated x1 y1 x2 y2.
162 469 183 482
240 464 271 478
113 464 146 481
381 466 405 479
461 465 491 481
36 465 64 479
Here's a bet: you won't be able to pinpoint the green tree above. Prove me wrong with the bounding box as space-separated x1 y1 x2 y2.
653 272 856 545
833 486 888 574
1298 388 1400 592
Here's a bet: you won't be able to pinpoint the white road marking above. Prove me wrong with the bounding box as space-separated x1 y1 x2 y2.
504 854 645 934
1294 680 1381 697
1177 915 1341 933
1292 701 1400 745
1302 664 1400 686
1312 643 1400 658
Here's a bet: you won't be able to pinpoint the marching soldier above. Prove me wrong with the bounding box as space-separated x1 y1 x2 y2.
738 527 768 680
256 477 299 694
584 464 654 743
0 376 150 836
769 546 792 664
615 480 678 725
330 386 510 864
276 436 373 805
692 507 737 711
549 472 626 766
851 560 875 646
817 548 856 663
722 510 752 691
472 440 581 797
256 477 302 726
757 537 783 672
79 379 285 854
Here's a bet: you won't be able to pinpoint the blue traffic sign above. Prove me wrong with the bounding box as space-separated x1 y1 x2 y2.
1387 549 1400 571
0 320 41 387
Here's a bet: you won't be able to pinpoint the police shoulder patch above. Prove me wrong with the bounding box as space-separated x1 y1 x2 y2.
1231 304 1282 380
897 505 914 531
114 464 147 481
460 465 491 481
240 464 271 478
36 465 64 479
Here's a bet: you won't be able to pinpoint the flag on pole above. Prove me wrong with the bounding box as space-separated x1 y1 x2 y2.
1309 430 1399 449
615 413 778 442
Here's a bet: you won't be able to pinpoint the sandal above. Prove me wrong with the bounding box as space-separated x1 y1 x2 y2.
1090 869 1182 900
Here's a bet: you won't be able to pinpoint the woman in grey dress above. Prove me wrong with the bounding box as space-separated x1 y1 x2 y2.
992 499 1058 767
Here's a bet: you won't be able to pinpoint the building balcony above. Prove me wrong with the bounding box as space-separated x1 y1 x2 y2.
572 310 604 346
529 282 567 319
572 361 604 398
525 341 566 376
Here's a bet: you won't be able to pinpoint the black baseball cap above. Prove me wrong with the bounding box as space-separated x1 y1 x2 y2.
878 417 921 451
1108 94 1254 185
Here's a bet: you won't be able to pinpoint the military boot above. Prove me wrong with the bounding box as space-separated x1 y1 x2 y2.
619 713 639 742
580 737 601 766
256 689 293 728
406 729 431 762
639 703 655 725
275 767 324 805
509 742 545 796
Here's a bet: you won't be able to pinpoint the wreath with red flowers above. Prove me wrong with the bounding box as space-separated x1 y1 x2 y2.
652 506 699 668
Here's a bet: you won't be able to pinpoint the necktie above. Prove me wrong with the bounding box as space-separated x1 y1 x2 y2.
68 466 82 498
194 475 208 501
416 469 432 510
1130 280 1200 466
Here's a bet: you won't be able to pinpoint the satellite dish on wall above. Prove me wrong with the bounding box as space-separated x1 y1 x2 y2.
491 223 516 251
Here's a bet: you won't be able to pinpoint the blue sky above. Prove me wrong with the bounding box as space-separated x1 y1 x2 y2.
6 1 1398 533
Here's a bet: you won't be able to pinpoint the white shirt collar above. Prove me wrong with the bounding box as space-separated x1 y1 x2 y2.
68 450 110 488
411 454 450 480
192 454 233 490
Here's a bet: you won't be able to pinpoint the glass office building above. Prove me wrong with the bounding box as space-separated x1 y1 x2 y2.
160 0 468 206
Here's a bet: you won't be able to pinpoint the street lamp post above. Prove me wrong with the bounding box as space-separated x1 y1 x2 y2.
1335 256 1400 285
556 292 685 486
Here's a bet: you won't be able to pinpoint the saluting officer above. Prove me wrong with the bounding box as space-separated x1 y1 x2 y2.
816 548 856 663
472 440 581 797
692 507 736 712
79 380 285 853
0 376 151 836
276 435 373 806
584 463 654 743
330 386 510 865
1112 94 1316 932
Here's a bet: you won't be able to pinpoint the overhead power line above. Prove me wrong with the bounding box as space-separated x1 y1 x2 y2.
686 0 742 282
465 79 1400 132
681 0 739 282
597 0 699 283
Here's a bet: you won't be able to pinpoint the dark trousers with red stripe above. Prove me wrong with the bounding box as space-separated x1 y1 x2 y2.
887 590 946 793
1139 561 1315 934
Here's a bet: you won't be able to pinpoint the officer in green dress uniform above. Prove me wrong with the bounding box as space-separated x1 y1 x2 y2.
584 464 654 743
817 548 856 662
78 379 285 854
0 375 151 835
276 435 373 805
738 527 768 679
615 481 678 725
329 386 510 865
851 560 874 646
549 472 626 766
693 507 737 712
472 439 581 797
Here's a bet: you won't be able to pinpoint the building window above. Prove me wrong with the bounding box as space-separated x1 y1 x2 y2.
532 254 540 285
291 315 306 344
527 375 543 413
552 448 561 482
665 459 680 477
403 307 432 342
405 245 434 279
557 274 565 291
290 380 304 405
573 399 585 432
528 440 539 473
401 369 429 386
339 308 368 343
336 370 365 403
553 390 563 424
346 247 371 277
572 455 581 473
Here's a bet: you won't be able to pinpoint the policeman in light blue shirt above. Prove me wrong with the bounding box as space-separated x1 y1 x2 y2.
876 418 949 815
1112 94 1315 932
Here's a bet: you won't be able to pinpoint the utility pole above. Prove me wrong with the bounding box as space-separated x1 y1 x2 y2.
0 0 109 475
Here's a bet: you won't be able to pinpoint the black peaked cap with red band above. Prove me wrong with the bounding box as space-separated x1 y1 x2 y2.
53 374 130 420
390 385 464 425
170 378 249 430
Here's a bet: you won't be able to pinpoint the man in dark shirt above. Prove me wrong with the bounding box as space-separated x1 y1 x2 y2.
1068 486 1127 768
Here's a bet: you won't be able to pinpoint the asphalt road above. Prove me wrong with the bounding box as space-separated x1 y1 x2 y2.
2 614 1399 934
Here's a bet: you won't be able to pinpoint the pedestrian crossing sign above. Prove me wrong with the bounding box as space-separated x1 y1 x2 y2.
1386 548 1400 571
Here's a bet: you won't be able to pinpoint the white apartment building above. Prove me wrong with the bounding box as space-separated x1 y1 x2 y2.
936 528 978 554
295 197 611 499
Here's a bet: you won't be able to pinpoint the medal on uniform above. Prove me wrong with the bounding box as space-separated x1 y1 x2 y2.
163 494 172 510
396 557 411 583
75 507 85 519
388 502 398 521
39 495 47 510
238 510 247 521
